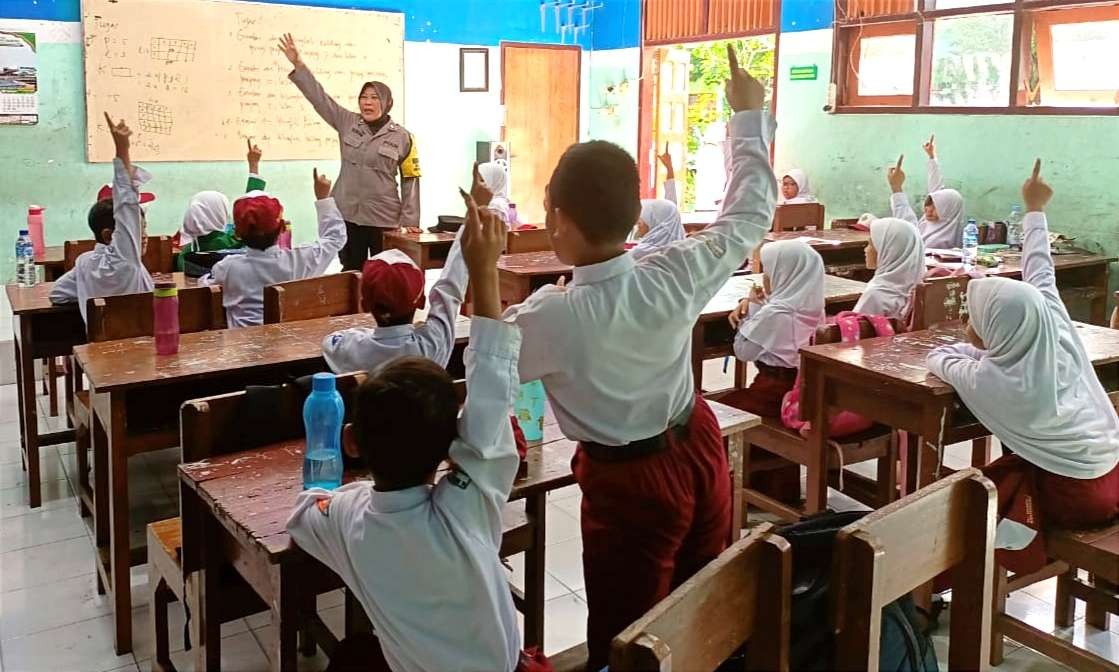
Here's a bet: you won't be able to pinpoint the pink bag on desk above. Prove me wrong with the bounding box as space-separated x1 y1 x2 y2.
780 312 896 438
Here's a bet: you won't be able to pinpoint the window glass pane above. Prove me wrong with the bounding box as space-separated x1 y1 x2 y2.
929 13 1013 106
857 34 916 96
1051 21 1119 91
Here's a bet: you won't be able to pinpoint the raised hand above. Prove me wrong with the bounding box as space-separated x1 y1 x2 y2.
246 138 262 173
1022 159 1053 213
313 167 332 200
103 112 132 166
923 134 936 159
470 162 494 207
887 155 906 193
657 143 674 178
459 187 505 319
278 33 303 68
725 44 766 113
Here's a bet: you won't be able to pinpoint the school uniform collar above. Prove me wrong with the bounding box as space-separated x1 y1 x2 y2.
369 483 432 513
572 252 635 286
245 244 283 258
372 324 414 341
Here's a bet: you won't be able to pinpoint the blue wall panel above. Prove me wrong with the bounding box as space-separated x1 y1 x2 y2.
781 0 833 33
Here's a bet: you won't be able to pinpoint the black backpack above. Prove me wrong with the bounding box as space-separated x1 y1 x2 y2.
777 512 938 671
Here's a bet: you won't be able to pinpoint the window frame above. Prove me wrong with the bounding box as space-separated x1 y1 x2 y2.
832 0 1119 115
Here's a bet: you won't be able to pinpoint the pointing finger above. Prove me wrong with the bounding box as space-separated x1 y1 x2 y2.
1032 158 1041 180
896 154 904 169
726 44 739 73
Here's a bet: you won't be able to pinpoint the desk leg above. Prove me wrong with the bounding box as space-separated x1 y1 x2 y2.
804 371 829 514
191 507 223 672
1091 264 1109 326
727 432 744 542
523 493 547 650
106 394 133 655
268 563 301 672
91 407 110 594
15 319 41 508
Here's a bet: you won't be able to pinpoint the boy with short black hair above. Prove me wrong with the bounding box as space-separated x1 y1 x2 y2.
287 193 548 672
207 168 346 328
50 113 155 323
502 46 777 670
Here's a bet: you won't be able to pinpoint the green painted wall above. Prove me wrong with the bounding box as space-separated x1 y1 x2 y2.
775 30 1119 293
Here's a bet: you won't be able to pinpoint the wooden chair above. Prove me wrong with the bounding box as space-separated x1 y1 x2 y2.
609 523 791 671
506 227 551 254
772 202 825 232
990 390 1119 672
263 271 362 324
833 468 996 671
69 285 225 527
63 235 174 273
735 319 901 522
831 217 861 229
1110 290 1118 329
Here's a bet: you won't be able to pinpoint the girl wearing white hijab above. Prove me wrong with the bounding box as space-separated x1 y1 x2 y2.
852 217 925 322
630 147 684 260
887 137 966 249
779 169 816 204
927 161 1118 574
477 161 512 228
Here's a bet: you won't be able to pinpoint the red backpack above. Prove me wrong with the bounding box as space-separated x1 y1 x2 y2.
780 312 896 438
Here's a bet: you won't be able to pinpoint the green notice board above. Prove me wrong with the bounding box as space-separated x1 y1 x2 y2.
790 65 818 81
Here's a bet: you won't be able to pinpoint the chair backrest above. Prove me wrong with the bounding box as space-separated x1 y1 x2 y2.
64 235 174 273
610 524 791 672
263 271 362 324
832 468 995 672
772 202 825 232
910 275 973 331
831 218 860 230
506 227 551 254
86 285 225 342
815 317 901 345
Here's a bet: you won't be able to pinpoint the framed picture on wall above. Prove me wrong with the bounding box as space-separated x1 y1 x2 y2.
459 48 489 92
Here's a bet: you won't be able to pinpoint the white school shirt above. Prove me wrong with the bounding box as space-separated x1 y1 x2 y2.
891 158 965 249
205 198 347 328
504 110 777 445
322 234 468 373
927 213 1119 479
287 317 523 672
50 159 154 323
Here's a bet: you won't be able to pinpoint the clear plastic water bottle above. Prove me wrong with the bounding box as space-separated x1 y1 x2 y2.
303 373 344 490
152 281 180 355
15 229 36 287
1006 204 1023 250
962 218 979 267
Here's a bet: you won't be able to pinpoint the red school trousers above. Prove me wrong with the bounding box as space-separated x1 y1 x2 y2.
572 394 731 671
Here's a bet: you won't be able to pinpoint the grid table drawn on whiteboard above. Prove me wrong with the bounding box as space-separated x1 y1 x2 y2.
150 37 196 64
138 100 174 135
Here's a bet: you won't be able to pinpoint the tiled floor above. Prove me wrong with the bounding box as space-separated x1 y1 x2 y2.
1 371 1115 671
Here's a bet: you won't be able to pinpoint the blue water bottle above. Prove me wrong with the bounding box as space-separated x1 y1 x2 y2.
303 373 344 490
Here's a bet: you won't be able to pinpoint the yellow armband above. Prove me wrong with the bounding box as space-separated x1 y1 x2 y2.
400 134 421 179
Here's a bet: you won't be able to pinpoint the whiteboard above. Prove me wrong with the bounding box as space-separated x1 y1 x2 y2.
81 0 404 162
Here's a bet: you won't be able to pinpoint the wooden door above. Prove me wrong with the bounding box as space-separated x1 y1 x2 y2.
502 44 580 224
653 47 690 201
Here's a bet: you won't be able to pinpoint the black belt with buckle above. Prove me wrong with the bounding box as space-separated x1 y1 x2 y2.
581 421 690 463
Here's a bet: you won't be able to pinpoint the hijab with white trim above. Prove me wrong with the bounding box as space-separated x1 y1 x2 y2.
632 198 685 260
854 217 925 321
781 168 816 204
737 240 825 368
954 277 1119 477
181 191 231 247
921 188 965 249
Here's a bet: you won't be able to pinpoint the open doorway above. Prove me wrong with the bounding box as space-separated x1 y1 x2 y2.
639 36 775 218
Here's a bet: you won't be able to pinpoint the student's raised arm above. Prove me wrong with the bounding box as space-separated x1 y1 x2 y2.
924 134 945 193
103 113 144 267
281 34 353 132
1019 159 1062 308
658 144 678 204
245 138 266 192
292 169 348 278
888 155 919 225
414 228 468 367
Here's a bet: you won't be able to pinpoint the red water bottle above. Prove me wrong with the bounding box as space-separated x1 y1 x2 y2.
27 205 45 258
153 281 180 355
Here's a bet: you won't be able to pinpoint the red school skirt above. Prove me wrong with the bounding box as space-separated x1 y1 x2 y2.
982 453 1119 575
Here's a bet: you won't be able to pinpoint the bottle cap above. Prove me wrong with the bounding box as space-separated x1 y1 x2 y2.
28 205 44 215
153 280 177 298
19 229 29 236
312 372 336 392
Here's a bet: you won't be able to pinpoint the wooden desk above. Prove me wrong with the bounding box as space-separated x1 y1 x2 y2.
692 273 867 391
497 251 573 305
34 245 65 281
755 229 871 278
506 226 551 254
798 321 1119 512
72 312 470 654
984 250 1115 325
5 273 195 509
383 230 457 270
179 400 758 671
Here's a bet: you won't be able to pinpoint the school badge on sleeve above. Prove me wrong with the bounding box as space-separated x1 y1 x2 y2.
316 497 332 516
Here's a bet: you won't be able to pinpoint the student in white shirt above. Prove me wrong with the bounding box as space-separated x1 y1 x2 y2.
927 160 1119 575
888 137 965 249
630 147 685 261
206 169 346 328
779 168 816 204
852 217 925 322
51 114 154 323
501 47 777 671
287 202 549 672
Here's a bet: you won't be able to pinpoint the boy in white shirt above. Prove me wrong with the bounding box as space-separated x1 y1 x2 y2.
50 114 154 322
207 169 346 328
501 47 777 670
287 195 550 672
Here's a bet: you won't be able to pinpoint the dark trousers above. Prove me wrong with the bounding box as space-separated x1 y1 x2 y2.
341 222 387 271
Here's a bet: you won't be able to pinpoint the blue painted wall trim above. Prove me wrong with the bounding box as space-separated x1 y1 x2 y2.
782 0 834 33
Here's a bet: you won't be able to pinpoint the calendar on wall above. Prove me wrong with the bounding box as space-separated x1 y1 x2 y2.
0 31 38 125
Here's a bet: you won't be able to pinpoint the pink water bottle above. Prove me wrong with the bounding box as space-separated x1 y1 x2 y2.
27 206 45 258
153 281 180 356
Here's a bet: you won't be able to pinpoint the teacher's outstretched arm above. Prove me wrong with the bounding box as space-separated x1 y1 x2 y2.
280 33 353 132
